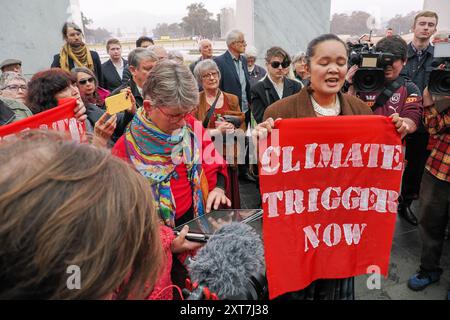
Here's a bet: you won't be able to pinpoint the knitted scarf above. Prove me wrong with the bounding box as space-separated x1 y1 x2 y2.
59 43 94 72
125 109 209 228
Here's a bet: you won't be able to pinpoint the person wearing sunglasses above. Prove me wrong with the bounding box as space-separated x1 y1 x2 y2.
72 67 136 146
250 47 302 124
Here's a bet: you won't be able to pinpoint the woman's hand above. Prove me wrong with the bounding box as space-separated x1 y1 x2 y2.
252 117 277 142
390 113 410 139
74 99 87 123
92 113 117 148
206 187 231 214
121 88 137 114
216 121 235 134
171 225 204 254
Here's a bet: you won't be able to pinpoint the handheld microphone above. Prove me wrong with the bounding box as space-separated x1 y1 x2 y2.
186 222 267 300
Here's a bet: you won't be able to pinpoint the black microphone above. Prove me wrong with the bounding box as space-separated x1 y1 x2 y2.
186 222 267 300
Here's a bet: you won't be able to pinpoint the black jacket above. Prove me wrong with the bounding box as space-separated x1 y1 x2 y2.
86 103 134 143
51 50 104 86
401 43 434 94
0 100 15 126
214 51 251 113
101 59 128 92
111 78 144 110
250 76 302 123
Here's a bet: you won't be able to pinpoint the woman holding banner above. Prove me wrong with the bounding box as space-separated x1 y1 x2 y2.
254 34 408 300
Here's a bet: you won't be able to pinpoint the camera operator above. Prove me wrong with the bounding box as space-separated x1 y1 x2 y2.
346 35 424 225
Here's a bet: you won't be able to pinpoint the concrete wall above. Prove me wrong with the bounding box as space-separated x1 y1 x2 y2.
236 0 331 63
423 0 450 31
0 0 80 77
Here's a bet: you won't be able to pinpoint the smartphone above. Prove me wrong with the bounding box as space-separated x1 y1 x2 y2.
105 92 132 115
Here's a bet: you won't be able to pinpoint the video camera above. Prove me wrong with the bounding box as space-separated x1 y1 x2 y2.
349 42 400 92
429 33 450 96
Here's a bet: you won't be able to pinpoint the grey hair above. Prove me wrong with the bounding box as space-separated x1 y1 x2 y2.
168 50 184 64
193 59 221 84
147 45 168 59
198 39 212 51
0 72 27 90
143 60 199 112
226 29 244 47
291 51 307 65
245 46 258 58
128 48 158 68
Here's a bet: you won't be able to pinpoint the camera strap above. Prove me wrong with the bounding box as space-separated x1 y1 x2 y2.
372 78 403 111
203 90 222 128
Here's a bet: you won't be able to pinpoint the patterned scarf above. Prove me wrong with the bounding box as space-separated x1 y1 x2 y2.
59 43 94 72
125 109 209 228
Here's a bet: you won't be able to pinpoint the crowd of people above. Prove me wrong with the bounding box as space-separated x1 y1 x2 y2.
0 9 448 300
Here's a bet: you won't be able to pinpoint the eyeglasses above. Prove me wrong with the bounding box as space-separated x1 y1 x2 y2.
3 84 27 92
202 72 219 80
270 61 290 69
78 77 95 85
156 107 190 123
234 40 247 45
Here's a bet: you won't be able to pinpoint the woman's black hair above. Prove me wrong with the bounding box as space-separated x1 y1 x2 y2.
305 33 349 66
305 34 349 94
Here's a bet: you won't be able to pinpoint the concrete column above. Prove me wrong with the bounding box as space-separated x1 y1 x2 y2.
0 0 81 77
236 0 331 62
423 0 450 31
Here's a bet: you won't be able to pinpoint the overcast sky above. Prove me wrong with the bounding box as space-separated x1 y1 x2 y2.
78 0 424 33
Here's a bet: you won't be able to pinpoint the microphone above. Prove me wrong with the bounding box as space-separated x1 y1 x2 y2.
186 222 267 300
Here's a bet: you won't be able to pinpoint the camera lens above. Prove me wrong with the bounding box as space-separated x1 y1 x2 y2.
429 69 450 96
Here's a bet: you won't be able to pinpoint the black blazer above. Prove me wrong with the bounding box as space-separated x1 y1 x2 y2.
250 76 302 124
111 78 144 110
51 50 103 86
214 51 251 113
101 59 128 92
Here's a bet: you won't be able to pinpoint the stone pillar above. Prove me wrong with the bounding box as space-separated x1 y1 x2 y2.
236 0 331 62
0 0 81 77
423 0 450 31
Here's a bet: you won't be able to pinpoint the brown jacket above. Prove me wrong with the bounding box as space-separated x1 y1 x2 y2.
263 87 372 121
195 91 246 131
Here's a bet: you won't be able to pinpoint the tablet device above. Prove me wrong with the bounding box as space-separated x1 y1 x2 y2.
174 209 263 242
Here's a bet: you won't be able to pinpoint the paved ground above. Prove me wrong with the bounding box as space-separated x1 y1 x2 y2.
239 179 450 300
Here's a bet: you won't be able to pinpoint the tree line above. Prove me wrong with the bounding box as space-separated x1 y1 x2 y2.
330 10 420 36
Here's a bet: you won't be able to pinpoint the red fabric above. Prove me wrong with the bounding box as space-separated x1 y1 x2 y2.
146 226 176 300
0 98 86 142
259 116 404 299
207 97 231 129
112 115 228 219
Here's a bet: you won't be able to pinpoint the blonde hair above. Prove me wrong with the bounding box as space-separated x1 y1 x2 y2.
0 131 163 300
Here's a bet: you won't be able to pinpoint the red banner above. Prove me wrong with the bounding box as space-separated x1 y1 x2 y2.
259 115 404 300
0 98 86 142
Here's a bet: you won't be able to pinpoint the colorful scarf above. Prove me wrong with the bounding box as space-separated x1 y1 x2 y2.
125 109 209 227
59 43 94 72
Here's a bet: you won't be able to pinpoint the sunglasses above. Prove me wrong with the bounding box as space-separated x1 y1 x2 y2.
270 61 290 69
78 77 95 85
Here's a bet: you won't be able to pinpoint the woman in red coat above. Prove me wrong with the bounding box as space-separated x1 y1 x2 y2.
112 60 230 299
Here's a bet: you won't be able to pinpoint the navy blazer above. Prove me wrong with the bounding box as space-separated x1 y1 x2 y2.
51 50 103 85
214 51 251 112
101 59 128 92
250 76 302 124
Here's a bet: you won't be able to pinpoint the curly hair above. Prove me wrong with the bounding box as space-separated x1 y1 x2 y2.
26 68 75 114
